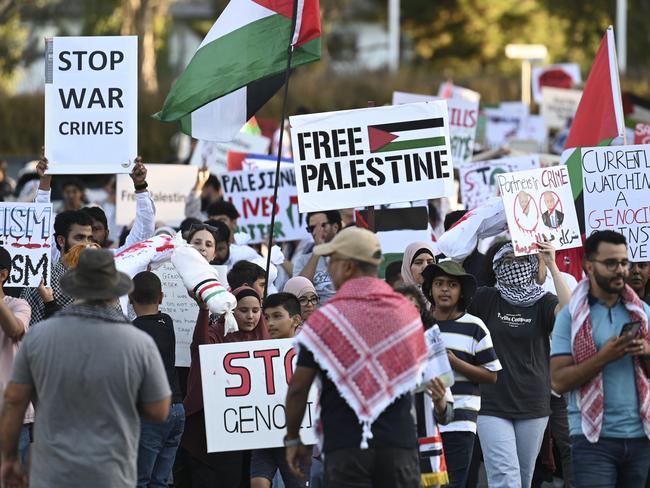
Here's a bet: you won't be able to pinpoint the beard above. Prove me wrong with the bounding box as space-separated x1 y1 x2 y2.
594 269 626 294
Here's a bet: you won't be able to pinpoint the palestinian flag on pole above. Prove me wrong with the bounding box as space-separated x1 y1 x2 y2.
153 0 321 142
368 118 447 153
558 26 625 279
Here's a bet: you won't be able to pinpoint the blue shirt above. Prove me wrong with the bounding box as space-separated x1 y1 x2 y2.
551 297 650 438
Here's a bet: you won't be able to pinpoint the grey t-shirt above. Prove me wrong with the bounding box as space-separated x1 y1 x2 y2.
11 306 171 488
293 251 336 303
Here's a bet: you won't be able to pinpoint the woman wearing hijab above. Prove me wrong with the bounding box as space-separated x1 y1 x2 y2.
181 286 269 487
283 276 320 322
467 240 571 488
401 242 437 288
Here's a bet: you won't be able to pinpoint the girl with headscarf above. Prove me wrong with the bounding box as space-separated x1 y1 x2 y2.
466 240 571 488
182 286 269 487
401 242 437 288
283 276 320 322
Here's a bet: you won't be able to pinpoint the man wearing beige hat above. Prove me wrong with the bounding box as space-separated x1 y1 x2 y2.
284 227 428 488
0 248 171 488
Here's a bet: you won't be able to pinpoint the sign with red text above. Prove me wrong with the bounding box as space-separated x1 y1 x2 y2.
221 167 307 244
0 203 53 287
199 339 318 452
393 91 479 166
45 36 138 174
582 144 650 261
498 166 581 255
459 155 540 210
290 102 454 211
532 63 581 104
635 123 650 145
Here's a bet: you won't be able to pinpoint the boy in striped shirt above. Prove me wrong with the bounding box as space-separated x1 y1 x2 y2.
422 260 502 488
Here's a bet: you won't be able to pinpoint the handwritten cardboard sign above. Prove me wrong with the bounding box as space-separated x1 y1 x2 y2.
498 166 581 255
459 155 540 210
0 203 53 287
582 144 650 261
200 338 318 452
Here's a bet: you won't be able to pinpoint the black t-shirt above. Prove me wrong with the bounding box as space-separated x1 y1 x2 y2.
133 312 182 403
297 346 417 454
467 287 558 419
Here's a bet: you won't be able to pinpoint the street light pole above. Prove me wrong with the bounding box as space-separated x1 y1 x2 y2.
616 0 627 74
388 0 400 72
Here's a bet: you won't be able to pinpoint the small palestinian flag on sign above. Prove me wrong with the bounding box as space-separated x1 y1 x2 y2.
368 118 447 153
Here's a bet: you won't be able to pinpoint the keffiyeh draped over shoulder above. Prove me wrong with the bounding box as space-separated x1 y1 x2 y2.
296 276 427 448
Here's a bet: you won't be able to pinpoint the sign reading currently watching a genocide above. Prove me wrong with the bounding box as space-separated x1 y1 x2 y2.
44 36 138 174
290 102 454 212
200 339 318 452
0 203 53 287
582 144 650 261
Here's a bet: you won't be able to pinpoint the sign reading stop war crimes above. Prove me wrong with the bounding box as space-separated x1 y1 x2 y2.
200 339 318 452
45 36 137 174
290 102 454 212
221 167 307 244
459 155 540 210
582 144 650 261
0 203 53 287
498 167 581 256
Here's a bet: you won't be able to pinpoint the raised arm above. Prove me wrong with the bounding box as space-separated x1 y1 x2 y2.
117 157 156 252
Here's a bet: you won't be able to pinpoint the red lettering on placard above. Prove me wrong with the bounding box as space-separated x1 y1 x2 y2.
224 352 251 396
284 348 296 384
254 349 281 395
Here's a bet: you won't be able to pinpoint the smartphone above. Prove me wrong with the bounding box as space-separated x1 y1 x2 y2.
620 321 641 339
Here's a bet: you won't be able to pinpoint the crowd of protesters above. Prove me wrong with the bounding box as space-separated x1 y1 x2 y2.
0 152 650 488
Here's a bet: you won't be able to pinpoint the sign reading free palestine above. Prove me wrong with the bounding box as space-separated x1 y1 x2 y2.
289 102 455 212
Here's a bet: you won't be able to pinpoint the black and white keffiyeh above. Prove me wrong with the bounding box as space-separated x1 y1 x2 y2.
493 243 546 306
21 261 74 325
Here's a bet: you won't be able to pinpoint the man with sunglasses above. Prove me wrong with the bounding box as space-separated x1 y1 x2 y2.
293 211 342 304
627 261 650 305
551 231 650 487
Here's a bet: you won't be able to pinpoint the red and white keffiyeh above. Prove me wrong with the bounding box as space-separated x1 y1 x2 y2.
569 278 650 442
296 276 427 448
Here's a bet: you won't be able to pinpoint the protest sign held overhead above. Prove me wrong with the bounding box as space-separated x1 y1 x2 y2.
116 164 198 227
541 87 583 130
44 36 137 174
290 102 454 212
499 166 581 256
221 167 306 243
200 338 318 452
189 133 271 174
532 63 581 104
582 144 650 261
0 203 53 287
459 155 540 210
393 91 479 166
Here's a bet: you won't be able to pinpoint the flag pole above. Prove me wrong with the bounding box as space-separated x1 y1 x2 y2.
263 0 299 299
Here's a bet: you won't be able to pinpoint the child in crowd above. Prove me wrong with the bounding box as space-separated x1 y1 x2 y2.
250 293 311 488
422 260 502 488
129 271 184 488
228 260 267 299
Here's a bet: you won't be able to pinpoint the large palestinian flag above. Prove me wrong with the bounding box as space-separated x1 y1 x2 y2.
559 26 625 279
153 0 321 142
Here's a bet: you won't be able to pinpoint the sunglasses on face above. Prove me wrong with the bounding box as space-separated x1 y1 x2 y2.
306 222 331 234
189 223 222 237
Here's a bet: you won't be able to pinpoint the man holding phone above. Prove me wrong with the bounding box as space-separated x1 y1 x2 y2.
550 231 650 488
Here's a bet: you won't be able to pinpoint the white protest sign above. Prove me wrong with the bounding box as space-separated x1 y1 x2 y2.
582 144 650 261
484 103 529 149
221 167 307 243
532 63 581 104
459 155 540 210
190 133 271 174
44 36 137 174
437 82 481 102
242 155 293 171
0 203 53 287
154 262 198 367
498 166 581 255
392 91 479 166
540 87 583 130
200 338 318 452
116 164 198 227
290 102 454 212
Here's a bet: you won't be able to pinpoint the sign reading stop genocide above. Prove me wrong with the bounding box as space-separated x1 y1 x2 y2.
44 36 138 174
